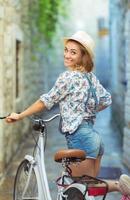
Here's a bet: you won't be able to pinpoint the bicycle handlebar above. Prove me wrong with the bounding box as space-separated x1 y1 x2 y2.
0 113 60 121
31 113 60 131
0 113 60 132
41 113 60 122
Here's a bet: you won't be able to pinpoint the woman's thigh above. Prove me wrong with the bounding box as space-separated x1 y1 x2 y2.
69 157 102 177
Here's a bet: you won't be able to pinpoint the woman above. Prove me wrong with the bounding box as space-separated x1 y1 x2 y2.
6 31 130 196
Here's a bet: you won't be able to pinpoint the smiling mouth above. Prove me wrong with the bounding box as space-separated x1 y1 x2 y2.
64 59 72 62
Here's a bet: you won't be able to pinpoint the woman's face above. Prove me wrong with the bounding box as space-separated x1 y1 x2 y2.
64 40 82 68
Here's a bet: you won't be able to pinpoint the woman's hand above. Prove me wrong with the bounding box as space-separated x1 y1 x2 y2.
5 113 22 123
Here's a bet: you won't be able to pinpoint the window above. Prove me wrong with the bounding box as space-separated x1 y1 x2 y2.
15 40 21 98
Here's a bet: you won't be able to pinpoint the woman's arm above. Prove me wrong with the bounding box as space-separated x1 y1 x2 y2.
6 72 70 123
6 100 46 123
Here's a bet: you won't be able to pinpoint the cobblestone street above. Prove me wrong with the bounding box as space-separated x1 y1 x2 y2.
0 107 130 200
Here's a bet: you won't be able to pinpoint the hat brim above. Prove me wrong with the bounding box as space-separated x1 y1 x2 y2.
63 37 94 59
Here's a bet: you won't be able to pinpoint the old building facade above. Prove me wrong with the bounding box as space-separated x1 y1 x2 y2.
0 0 45 177
109 0 130 169
123 3 130 169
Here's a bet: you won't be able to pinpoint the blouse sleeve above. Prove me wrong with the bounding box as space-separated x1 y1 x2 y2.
95 76 112 107
40 72 70 110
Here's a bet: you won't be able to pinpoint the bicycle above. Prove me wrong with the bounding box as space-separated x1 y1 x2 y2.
1 114 109 200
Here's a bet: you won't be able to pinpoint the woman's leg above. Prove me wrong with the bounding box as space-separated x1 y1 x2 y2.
69 157 119 192
69 158 130 195
94 156 102 176
70 161 123 193
105 180 120 192
69 157 101 177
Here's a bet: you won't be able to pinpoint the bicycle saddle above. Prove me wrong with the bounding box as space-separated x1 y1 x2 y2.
54 149 86 163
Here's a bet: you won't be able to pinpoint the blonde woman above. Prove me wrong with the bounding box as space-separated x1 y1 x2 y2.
6 31 130 197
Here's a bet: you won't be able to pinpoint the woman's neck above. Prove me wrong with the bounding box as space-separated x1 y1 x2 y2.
67 65 86 73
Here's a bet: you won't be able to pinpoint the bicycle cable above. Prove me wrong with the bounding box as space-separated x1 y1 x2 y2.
32 133 40 157
28 116 49 157
27 116 42 156
29 114 60 154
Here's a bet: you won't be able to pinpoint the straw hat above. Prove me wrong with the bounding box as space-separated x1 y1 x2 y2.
63 31 95 59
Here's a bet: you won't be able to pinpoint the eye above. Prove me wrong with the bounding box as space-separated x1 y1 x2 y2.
64 47 68 53
71 51 76 55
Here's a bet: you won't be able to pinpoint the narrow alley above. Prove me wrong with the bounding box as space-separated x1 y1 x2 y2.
0 1 130 200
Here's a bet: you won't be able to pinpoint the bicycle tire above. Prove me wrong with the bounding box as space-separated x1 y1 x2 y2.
62 187 84 200
62 186 95 200
13 159 39 200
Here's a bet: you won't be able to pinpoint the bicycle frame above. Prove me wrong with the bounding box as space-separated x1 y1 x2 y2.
23 119 91 200
24 131 52 200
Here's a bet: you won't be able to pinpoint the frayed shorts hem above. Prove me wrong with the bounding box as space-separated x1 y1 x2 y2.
86 154 103 160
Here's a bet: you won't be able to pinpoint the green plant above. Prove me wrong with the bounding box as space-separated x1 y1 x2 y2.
30 0 68 45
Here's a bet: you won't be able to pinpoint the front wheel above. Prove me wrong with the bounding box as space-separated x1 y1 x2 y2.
13 159 39 200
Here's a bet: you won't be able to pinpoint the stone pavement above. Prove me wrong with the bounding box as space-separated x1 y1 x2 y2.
0 107 130 200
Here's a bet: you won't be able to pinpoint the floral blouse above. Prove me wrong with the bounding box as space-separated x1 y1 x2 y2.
40 70 112 134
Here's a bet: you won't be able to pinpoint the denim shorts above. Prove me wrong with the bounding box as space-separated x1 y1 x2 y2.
65 121 104 159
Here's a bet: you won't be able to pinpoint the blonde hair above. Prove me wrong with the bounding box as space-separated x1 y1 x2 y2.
69 39 94 72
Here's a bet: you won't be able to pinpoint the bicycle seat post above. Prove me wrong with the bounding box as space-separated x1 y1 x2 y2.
54 149 86 177
61 158 73 176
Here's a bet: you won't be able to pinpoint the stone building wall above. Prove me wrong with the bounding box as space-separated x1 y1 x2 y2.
109 0 127 133
110 0 130 169
0 0 45 176
123 4 130 169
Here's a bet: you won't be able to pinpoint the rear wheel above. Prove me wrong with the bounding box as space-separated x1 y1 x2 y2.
13 159 39 200
62 187 84 200
62 186 95 200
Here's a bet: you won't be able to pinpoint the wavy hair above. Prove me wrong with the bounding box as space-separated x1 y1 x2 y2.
68 39 94 72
